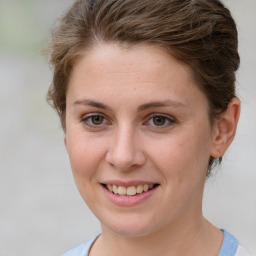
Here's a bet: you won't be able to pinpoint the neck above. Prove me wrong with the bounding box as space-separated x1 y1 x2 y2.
91 215 223 256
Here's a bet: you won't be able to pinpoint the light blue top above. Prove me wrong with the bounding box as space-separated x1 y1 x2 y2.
62 230 239 256
218 230 239 256
62 236 99 256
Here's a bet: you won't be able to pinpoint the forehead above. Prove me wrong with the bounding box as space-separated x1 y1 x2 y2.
67 42 208 110
71 43 193 84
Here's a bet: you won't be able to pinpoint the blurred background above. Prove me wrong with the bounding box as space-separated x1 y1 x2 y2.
0 0 255 255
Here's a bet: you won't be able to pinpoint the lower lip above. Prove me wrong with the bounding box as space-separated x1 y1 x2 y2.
101 185 159 206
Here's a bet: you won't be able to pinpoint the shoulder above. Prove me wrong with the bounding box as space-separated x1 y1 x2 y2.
219 230 255 256
236 245 255 256
61 235 99 256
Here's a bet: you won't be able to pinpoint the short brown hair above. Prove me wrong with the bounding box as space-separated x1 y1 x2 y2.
47 0 239 173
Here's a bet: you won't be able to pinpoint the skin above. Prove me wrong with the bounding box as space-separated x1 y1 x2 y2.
64 43 240 256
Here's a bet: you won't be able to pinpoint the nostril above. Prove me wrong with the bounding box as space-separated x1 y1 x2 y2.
105 130 147 170
105 149 137 171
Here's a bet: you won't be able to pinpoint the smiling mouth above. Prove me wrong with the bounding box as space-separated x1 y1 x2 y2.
103 184 159 196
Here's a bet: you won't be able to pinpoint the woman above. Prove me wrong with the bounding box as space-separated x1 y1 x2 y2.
47 0 254 255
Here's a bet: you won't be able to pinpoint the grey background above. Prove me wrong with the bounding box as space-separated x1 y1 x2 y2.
0 0 255 255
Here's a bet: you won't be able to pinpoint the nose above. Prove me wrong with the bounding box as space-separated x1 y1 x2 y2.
105 126 146 171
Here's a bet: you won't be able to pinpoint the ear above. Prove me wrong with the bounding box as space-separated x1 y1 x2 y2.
210 97 240 158
64 135 67 148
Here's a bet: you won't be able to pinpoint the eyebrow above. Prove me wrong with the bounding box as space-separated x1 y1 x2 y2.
73 99 187 111
137 100 187 112
73 99 110 110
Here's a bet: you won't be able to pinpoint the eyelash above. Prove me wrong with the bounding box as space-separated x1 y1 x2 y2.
81 113 110 128
81 113 176 129
144 114 176 128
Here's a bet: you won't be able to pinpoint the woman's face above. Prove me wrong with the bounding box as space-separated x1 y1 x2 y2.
65 43 216 237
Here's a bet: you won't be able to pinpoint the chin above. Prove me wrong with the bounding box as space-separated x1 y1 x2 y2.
110 226 154 238
100 214 161 238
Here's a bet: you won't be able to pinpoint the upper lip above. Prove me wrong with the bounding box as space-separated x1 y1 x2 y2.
101 180 159 187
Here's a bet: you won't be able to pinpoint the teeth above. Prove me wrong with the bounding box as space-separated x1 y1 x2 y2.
143 184 149 192
117 186 126 195
127 186 136 196
106 184 113 192
136 185 143 194
113 185 118 194
105 184 156 196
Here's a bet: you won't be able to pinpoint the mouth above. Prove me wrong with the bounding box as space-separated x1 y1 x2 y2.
102 183 159 196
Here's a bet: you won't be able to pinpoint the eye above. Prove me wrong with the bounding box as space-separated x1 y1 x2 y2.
146 114 175 128
152 116 168 126
90 115 105 125
81 114 109 127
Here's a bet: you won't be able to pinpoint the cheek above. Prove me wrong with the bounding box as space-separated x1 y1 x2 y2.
66 134 105 181
66 135 108 208
150 127 211 181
